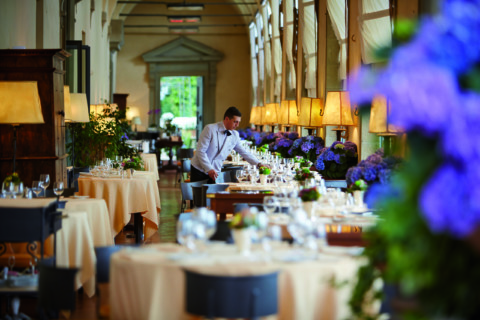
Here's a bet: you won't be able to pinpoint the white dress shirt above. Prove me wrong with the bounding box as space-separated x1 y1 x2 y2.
191 122 259 173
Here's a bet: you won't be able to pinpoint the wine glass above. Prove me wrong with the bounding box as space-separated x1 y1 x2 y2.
39 174 50 197
195 208 217 241
263 196 279 215
32 181 43 198
2 181 14 199
53 182 64 201
235 170 244 183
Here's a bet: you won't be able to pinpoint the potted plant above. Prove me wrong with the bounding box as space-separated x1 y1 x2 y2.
121 156 145 178
315 141 358 179
347 179 368 207
298 186 320 218
287 135 325 162
294 168 315 187
348 2 480 318
229 208 258 255
258 165 271 184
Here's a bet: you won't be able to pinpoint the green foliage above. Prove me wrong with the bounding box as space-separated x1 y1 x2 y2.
160 76 198 117
122 156 144 171
294 168 314 182
350 134 480 319
67 103 133 167
258 166 271 175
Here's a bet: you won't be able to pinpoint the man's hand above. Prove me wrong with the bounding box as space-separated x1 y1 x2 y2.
208 169 218 181
257 163 271 169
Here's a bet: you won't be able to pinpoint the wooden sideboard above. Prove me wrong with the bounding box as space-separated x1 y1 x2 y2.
0 49 70 187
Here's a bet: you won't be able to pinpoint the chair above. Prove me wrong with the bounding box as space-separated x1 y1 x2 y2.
95 246 123 318
38 264 78 318
203 184 229 207
215 171 232 183
175 148 194 186
184 270 278 319
222 165 243 182
183 179 208 210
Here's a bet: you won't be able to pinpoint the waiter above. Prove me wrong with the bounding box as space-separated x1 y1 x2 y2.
191 106 265 183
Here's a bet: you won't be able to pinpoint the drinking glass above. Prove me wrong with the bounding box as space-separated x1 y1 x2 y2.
196 209 217 240
39 174 50 197
263 196 279 215
32 181 43 198
235 170 244 183
53 181 64 201
2 181 14 198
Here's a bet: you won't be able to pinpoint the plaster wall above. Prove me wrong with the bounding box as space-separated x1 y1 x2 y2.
116 34 251 132
0 0 36 49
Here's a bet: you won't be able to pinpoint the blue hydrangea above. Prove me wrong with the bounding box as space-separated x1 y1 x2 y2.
334 154 341 164
315 159 325 171
325 150 335 161
288 132 299 140
301 141 314 153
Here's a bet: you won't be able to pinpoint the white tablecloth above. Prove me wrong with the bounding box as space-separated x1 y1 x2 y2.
141 153 160 180
110 243 362 320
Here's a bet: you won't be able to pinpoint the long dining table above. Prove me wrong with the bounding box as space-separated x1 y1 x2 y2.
77 170 161 242
110 242 364 320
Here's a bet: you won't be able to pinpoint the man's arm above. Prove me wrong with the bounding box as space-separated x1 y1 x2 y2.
195 125 215 172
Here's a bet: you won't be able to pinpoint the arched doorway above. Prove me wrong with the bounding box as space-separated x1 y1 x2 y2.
142 37 223 142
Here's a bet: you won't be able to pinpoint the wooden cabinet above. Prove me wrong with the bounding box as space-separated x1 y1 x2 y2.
0 49 70 188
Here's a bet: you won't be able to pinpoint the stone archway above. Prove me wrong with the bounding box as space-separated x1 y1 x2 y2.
142 37 223 132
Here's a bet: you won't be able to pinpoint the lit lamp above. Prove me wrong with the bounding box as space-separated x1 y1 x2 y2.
0 81 44 173
249 106 258 128
323 91 354 141
132 116 142 132
64 89 90 188
253 106 265 131
279 100 298 132
264 103 279 132
369 95 402 156
298 97 323 135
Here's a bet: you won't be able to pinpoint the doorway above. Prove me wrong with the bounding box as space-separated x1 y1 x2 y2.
159 76 202 148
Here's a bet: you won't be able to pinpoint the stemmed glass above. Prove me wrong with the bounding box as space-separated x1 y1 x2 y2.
195 208 217 241
39 174 50 197
32 181 43 198
236 170 245 183
263 196 279 215
53 181 64 202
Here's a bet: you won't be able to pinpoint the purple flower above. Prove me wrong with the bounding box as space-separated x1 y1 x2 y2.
325 150 335 161
346 166 363 184
301 141 314 153
121 133 129 140
366 153 383 165
420 163 480 237
315 159 325 171
363 163 377 182
288 132 299 140
334 154 341 164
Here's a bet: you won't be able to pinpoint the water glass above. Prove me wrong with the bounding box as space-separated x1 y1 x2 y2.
53 182 64 197
39 174 50 197
263 196 279 215
32 181 43 198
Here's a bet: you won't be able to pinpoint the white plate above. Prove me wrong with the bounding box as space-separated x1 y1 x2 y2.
73 195 89 199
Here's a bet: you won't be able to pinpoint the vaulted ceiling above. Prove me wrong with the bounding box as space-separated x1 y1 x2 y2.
112 0 259 35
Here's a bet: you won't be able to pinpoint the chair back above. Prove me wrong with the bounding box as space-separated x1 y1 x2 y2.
182 159 192 174
189 179 209 208
38 264 78 312
222 165 243 182
203 184 229 207
185 270 278 319
178 148 194 159
215 171 232 183
95 246 123 284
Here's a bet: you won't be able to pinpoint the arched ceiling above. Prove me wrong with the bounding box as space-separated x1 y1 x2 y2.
112 0 259 35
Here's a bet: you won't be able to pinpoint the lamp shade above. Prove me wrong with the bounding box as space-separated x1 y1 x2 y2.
68 93 90 123
369 95 402 133
279 100 298 126
264 103 279 125
0 81 44 124
249 106 258 124
258 106 266 125
132 116 142 125
298 97 323 128
322 91 354 126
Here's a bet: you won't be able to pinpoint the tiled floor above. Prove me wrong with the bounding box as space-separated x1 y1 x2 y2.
3 170 181 319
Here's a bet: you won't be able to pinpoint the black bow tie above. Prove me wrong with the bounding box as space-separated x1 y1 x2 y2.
224 130 232 136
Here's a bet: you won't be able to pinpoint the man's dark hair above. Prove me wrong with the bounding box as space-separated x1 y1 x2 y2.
224 106 242 119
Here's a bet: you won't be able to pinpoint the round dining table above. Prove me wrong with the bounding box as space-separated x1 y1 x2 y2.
110 242 363 320
77 171 160 240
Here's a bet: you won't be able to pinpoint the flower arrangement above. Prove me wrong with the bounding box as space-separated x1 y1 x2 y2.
348 1 480 319
299 160 313 168
288 135 325 162
345 149 402 186
315 141 358 179
229 209 258 229
347 179 367 193
257 144 269 154
121 156 145 171
298 187 320 202
293 156 303 163
258 166 271 175
294 168 314 182
3 172 21 184
270 131 299 158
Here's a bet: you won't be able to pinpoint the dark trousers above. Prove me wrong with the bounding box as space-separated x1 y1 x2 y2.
191 165 215 184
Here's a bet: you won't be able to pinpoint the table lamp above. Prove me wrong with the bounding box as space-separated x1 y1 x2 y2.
322 91 354 141
253 106 265 132
264 103 279 132
369 95 402 155
0 81 44 173
132 116 142 132
279 100 298 132
298 97 323 135
249 106 258 128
